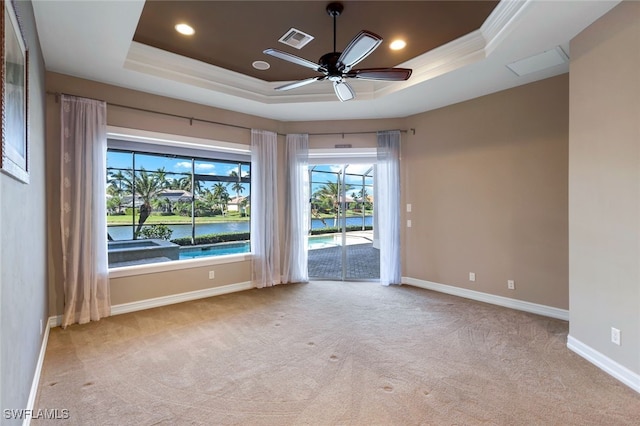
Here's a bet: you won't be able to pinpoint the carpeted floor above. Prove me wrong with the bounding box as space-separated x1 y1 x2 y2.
34 282 639 425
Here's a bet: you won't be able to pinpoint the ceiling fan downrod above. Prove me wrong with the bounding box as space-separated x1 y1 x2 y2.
326 2 343 53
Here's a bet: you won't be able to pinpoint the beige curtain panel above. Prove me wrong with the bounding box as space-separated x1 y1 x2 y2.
60 95 110 327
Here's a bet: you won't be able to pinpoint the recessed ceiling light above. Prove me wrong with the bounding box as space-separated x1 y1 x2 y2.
175 23 195 36
389 39 406 50
252 60 270 71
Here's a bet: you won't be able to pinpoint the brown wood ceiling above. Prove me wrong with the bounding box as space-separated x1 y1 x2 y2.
134 1 498 82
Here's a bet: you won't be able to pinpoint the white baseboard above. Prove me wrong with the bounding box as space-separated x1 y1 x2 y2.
23 322 51 426
111 281 253 316
48 281 254 327
402 277 569 321
567 335 640 393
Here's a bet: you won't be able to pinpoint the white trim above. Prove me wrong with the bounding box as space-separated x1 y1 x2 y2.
111 281 253 315
482 0 530 55
22 324 51 426
106 126 251 154
567 335 640 394
48 281 254 327
402 277 569 321
308 148 378 164
109 253 251 279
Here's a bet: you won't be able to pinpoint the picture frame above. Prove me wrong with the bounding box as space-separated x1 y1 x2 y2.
1 0 29 183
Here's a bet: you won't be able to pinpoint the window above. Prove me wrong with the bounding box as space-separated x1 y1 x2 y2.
106 137 251 268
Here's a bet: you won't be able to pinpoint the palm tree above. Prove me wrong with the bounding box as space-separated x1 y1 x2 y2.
107 169 127 196
177 174 202 195
359 187 372 211
122 168 164 237
212 182 230 215
228 170 244 200
154 167 171 190
106 185 125 213
314 181 353 227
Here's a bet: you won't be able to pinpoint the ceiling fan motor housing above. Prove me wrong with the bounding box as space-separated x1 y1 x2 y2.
319 52 344 80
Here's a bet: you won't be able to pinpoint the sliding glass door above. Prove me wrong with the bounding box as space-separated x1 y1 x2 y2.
308 164 378 280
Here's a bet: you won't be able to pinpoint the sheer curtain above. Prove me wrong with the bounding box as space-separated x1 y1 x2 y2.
60 95 110 327
251 129 281 288
282 134 309 283
377 130 402 285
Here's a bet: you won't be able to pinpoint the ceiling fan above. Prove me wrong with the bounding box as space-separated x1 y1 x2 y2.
263 2 412 102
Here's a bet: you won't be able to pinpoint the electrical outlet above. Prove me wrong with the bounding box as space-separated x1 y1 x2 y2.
40 319 43 335
406 203 412 213
208 270 215 280
407 219 412 228
507 280 515 290
469 272 476 282
611 327 621 346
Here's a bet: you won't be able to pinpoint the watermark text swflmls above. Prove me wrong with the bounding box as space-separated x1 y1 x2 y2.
3 408 70 420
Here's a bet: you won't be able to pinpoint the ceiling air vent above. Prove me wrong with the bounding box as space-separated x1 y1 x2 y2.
506 46 569 77
278 28 314 49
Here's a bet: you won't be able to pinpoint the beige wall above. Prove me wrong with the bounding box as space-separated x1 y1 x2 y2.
1 0 48 418
569 1 640 374
402 75 569 309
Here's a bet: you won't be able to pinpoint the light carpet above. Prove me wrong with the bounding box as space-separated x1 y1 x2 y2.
34 281 639 425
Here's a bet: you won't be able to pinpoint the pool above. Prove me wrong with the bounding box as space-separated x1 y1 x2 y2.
309 235 340 249
177 235 340 260
179 242 250 259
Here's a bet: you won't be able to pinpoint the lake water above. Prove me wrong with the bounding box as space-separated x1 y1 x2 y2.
108 216 373 241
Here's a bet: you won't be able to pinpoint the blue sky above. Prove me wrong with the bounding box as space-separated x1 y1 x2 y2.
310 164 374 198
107 151 251 197
107 152 375 199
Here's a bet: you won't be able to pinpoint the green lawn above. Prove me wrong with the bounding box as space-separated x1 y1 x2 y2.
106 210 373 226
107 213 249 225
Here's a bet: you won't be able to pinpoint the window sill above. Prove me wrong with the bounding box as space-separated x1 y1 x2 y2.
108 253 252 279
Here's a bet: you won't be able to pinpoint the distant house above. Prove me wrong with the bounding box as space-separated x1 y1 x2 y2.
114 190 193 213
228 196 249 213
155 190 193 213
157 190 193 204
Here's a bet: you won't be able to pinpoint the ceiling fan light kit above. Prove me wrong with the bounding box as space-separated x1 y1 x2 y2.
263 1 412 102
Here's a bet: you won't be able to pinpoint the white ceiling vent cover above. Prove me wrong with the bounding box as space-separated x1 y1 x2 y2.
278 28 314 49
506 46 569 77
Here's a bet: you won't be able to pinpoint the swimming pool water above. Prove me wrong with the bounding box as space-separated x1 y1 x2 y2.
178 236 339 260
179 242 250 259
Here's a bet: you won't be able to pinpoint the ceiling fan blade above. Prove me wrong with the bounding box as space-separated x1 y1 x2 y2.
263 48 326 72
347 67 413 81
333 80 355 102
337 30 383 72
275 77 325 91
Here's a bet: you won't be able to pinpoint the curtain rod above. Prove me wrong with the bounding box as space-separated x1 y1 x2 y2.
47 91 414 136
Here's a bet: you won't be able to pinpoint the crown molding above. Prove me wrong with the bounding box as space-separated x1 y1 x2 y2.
124 0 529 105
482 0 530 55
